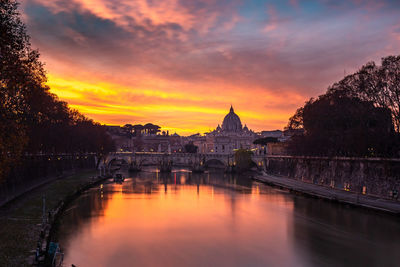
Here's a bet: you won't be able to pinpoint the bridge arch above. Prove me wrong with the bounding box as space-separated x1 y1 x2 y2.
102 152 266 171
204 158 226 168
139 157 157 166
108 158 129 168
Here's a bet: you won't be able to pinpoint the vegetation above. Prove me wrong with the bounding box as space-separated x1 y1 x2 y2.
122 123 161 137
327 56 400 132
253 137 279 146
0 0 115 182
184 143 198 153
234 149 254 172
286 56 400 157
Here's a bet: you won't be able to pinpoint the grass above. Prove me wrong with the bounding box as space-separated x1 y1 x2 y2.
0 169 98 267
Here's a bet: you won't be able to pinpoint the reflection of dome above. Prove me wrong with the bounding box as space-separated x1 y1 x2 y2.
222 105 242 132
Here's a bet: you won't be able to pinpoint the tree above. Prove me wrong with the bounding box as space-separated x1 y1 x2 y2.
0 0 44 182
143 123 161 135
89 124 115 168
286 106 305 130
234 149 254 172
122 124 134 137
287 92 397 157
132 124 144 136
327 55 400 131
184 143 198 153
0 0 116 182
253 137 279 146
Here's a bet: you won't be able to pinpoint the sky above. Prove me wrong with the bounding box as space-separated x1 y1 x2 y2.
20 0 400 135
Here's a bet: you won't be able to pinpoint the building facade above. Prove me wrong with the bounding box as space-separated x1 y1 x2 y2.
196 106 258 154
107 106 290 155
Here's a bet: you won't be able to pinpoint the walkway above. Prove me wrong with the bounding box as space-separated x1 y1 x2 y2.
254 173 400 215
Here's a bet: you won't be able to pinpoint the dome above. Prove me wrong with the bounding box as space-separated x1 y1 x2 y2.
222 105 242 132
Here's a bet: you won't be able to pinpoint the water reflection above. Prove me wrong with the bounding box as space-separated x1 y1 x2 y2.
290 197 400 267
57 169 400 267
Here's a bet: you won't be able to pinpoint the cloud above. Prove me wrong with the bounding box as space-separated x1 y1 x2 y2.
263 5 279 33
29 0 240 37
20 0 400 134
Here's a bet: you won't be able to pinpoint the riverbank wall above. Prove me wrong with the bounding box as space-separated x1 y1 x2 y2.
264 156 400 200
33 174 109 266
0 154 95 207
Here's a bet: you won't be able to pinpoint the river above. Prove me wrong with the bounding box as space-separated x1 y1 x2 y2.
57 169 400 267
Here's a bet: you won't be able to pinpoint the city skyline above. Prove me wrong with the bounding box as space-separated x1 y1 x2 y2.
21 0 400 135
2 1 400 266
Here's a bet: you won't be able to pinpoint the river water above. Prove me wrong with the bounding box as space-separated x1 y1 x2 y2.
57 169 400 267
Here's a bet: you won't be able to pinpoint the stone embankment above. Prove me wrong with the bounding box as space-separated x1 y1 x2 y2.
254 173 400 214
32 174 110 266
0 170 99 266
0 154 95 207
256 155 400 214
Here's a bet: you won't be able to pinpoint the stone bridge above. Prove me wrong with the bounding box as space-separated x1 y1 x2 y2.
99 152 266 172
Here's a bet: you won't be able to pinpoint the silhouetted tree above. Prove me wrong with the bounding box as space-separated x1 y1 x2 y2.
234 149 254 172
286 106 304 130
0 0 115 182
132 124 144 136
184 143 198 153
287 92 398 157
122 124 134 137
253 137 279 146
143 123 161 135
0 0 43 181
327 55 400 131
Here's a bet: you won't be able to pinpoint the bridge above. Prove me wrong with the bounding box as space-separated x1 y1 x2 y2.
98 152 266 173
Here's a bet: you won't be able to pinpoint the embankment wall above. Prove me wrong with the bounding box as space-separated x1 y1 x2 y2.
264 156 400 199
0 154 95 206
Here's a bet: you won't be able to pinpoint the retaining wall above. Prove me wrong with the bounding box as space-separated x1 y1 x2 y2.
0 154 96 207
264 156 400 199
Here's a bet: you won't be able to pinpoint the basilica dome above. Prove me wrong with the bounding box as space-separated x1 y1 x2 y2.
222 106 242 132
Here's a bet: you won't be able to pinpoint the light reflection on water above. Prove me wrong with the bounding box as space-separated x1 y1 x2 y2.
58 169 400 267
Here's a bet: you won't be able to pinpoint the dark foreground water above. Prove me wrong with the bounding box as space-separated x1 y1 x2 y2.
57 169 400 267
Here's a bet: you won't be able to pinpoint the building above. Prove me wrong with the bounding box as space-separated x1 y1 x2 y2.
107 106 291 155
105 125 132 151
106 124 183 152
261 130 283 139
196 106 258 154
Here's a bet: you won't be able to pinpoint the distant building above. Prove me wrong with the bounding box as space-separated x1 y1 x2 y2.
107 106 293 155
106 124 183 153
261 130 283 139
283 128 304 137
105 125 132 151
195 106 258 154
267 142 289 155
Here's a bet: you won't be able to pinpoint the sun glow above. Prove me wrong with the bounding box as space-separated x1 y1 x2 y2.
46 73 301 134
23 0 400 135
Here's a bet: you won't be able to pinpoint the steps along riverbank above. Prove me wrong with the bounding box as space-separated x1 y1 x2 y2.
253 173 400 215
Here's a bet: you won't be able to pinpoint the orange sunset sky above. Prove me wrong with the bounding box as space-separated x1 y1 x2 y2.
20 0 400 135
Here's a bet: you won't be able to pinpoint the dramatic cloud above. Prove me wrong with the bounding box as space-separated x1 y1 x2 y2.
21 0 400 134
